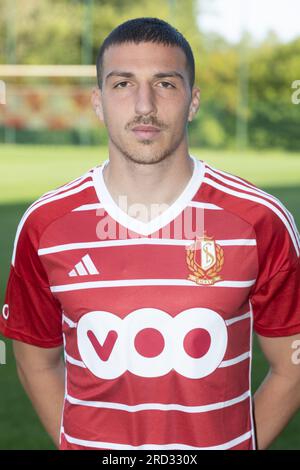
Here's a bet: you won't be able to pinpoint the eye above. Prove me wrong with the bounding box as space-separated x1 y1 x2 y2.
113 81 129 88
158 81 175 89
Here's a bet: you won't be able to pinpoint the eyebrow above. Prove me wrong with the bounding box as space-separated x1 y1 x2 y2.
105 70 185 82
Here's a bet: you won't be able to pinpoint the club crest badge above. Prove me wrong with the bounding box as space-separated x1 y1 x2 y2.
186 232 224 285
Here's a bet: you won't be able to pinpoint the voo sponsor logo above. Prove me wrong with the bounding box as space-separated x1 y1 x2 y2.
77 308 228 380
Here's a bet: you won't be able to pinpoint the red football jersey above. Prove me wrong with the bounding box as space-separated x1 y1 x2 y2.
1 155 300 450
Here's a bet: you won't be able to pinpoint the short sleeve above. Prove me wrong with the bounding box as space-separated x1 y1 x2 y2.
251 205 300 337
0 208 63 348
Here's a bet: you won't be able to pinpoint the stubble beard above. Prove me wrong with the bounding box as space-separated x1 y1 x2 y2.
109 127 187 165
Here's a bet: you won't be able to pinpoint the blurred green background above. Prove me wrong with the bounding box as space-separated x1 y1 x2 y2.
1 0 300 150
0 0 300 450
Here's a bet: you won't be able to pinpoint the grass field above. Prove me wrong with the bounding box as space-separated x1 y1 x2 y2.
0 144 300 449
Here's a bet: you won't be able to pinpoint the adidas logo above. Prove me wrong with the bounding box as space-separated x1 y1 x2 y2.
68 254 99 277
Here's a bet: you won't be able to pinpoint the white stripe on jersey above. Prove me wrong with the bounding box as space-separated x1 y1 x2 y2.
66 389 250 413
28 171 94 217
218 239 256 246
207 163 299 236
38 237 257 255
207 166 300 249
37 170 94 202
62 314 77 328
73 203 104 211
205 167 300 254
205 164 264 192
188 201 223 210
50 278 256 292
204 176 300 257
12 180 94 266
65 349 250 370
218 351 250 367
62 429 253 450
65 353 86 368
225 311 251 325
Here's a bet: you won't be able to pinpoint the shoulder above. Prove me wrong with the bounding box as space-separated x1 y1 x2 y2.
197 159 300 260
11 167 96 265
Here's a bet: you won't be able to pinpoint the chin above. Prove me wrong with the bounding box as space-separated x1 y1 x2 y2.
124 150 171 165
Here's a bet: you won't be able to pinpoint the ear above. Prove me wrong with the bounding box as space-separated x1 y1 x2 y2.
91 86 104 121
188 87 200 122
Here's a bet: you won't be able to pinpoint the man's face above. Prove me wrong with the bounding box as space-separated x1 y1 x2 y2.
93 41 200 165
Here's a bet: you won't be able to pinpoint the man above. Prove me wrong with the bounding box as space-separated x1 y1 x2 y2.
1 17 300 451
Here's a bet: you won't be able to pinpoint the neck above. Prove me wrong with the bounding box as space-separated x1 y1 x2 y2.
102 143 195 223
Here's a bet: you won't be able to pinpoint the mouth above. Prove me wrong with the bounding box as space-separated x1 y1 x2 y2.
131 125 162 140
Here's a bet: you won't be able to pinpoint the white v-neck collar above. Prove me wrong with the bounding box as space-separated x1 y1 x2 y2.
92 154 205 236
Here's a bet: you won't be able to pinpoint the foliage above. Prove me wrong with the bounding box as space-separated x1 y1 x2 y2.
0 1 299 150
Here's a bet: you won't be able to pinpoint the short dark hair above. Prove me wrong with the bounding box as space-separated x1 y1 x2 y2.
96 17 195 90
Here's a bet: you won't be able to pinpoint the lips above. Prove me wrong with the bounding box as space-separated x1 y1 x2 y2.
132 125 161 140
132 126 160 132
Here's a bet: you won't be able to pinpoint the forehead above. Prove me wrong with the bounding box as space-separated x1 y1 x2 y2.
102 42 187 76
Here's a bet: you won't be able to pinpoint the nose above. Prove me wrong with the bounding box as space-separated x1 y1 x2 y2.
134 82 157 117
